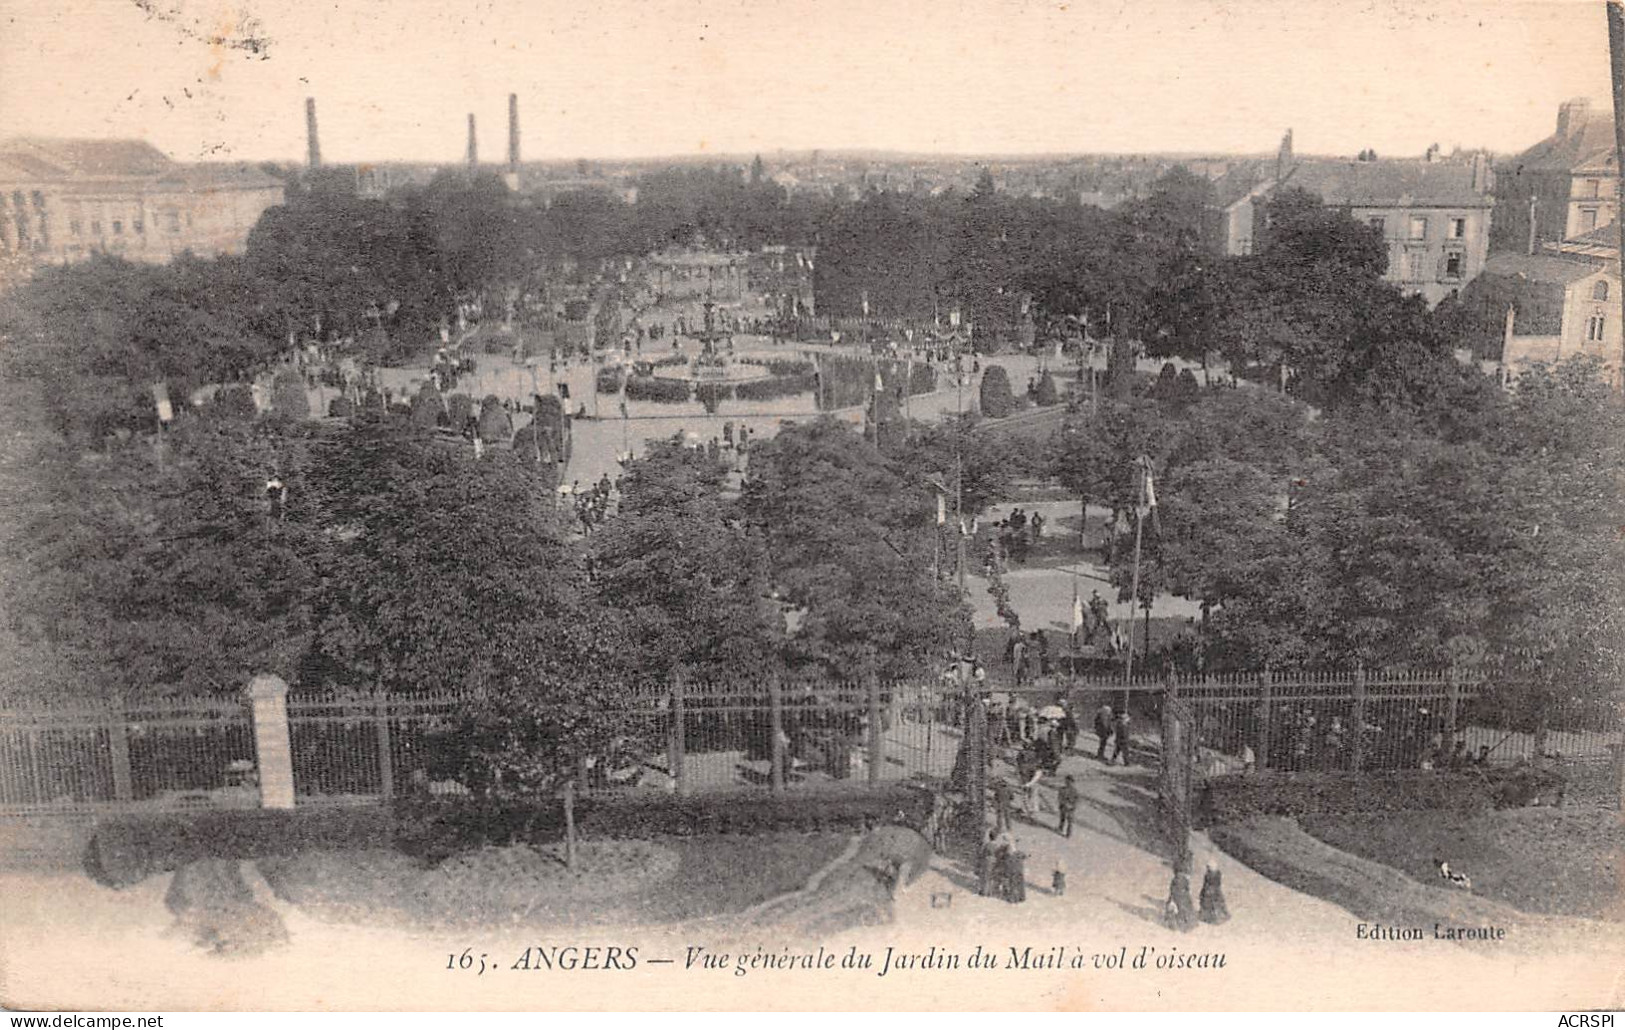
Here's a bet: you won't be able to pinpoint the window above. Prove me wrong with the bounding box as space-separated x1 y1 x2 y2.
1582 208 1599 232
1595 280 1611 301
111 220 123 235
166 210 180 232
1449 217 1466 239
1444 252 1464 278
1588 313 1607 342
1409 216 1428 239
133 218 144 235
90 220 102 235
69 219 81 236
1368 217 1386 235
1407 251 1426 281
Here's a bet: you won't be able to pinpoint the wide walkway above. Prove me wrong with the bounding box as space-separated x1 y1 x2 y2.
2 744 1620 1010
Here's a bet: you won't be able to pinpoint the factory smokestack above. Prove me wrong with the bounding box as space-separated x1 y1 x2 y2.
305 98 321 169
508 94 520 172
467 113 478 172
504 94 521 191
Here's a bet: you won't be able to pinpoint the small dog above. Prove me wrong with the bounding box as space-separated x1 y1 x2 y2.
1436 859 1472 890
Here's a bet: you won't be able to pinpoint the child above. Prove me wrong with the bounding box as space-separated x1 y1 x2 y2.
1052 857 1067 897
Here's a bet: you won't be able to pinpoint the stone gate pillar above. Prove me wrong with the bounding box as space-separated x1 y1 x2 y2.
246 673 295 809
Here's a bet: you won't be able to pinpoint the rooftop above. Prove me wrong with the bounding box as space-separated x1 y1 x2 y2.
1513 102 1618 171
0 138 282 191
1280 159 1491 209
1482 252 1608 286
0 138 174 179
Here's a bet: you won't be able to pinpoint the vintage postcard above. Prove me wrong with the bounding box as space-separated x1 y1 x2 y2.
1 0 1622 1013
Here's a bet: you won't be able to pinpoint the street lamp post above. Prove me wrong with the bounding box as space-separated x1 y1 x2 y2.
1121 456 1152 710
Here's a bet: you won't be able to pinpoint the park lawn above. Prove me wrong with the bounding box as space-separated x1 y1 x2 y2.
261 830 853 931
1299 807 1625 923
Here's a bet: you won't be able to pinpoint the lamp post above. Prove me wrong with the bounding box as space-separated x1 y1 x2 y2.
1121 456 1153 710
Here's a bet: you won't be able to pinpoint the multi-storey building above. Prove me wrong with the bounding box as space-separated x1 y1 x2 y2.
1492 98 1618 255
1480 253 1621 387
0 138 284 266
1217 135 1495 306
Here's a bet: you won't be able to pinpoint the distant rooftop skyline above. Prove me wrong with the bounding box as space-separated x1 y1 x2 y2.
0 0 1614 165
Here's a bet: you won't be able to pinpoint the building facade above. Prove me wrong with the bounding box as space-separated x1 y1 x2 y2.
1492 98 1619 256
1219 149 1495 307
0 138 284 266
1482 253 1621 386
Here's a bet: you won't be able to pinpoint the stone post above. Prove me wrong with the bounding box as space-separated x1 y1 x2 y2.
246 673 295 809
670 674 688 797
1256 668 1273 772
867 674 883 787
374 691 394 799
1351 667 1367 774
768 675 785 795
107 699 133 803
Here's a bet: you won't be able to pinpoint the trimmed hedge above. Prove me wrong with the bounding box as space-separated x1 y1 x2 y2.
696 382 735 414
446 393 474 429
595 366 626 393
1198 771 1495 826
1034 371 1059 406
625 376 692 403
476 395 511 443
740 358 815 377
271 370 311 420
979 365 1015 418
87 786 936 886
394 784 936 865
736 373 817 401
86 806 395 889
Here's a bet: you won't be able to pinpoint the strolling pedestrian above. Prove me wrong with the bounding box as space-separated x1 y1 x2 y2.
1058 705 1079 752
991 776 1013 834
1056 774 1078 838
1003 845 1028 904
1022 763 1043 817
1094 704 1114 760
1112 709 1132 765
977 829 999 897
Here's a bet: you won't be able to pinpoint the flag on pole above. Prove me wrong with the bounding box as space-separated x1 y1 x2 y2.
1071 580 1085 634
152 382 174 424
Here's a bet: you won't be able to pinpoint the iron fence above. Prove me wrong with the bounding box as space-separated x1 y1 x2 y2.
0 670 1618 816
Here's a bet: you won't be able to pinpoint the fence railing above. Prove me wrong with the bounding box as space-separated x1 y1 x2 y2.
1 670 1619 815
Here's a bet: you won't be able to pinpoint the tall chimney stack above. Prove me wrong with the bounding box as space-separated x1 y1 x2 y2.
508 94 520 173
467 113 478 172
305 98 321 169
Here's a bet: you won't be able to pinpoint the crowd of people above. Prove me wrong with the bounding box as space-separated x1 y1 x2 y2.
562 474 616 535
972 696 1134 905
983 508 1047 572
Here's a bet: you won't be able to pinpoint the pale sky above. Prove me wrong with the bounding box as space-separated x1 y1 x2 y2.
0 0 1615 164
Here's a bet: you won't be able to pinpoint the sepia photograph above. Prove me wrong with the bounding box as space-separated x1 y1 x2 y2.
0 0 1622 1014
